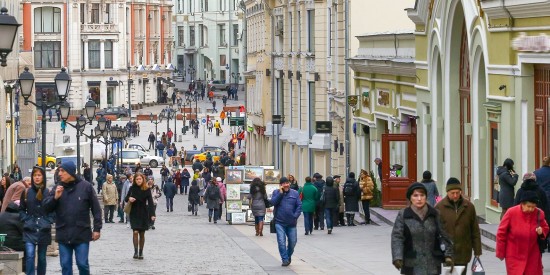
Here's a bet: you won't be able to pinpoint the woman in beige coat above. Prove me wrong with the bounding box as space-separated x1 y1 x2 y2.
103 174 119 223
359 170 374 224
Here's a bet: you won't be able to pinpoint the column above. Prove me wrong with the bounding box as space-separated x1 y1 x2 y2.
113 39 119 70
100 39 105 69
84 39 89 70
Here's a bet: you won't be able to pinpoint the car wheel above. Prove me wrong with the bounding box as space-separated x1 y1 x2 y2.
47 161 55 169
150 160 158 168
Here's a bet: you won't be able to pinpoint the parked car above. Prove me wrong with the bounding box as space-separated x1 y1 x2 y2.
96 106 129 117
127 143 148 152
37 152 56 169
208 80 230 91
193 151 222 163
115 149 141 169
137 151 164 168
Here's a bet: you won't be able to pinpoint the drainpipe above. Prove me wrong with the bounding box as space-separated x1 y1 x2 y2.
344 0 350 176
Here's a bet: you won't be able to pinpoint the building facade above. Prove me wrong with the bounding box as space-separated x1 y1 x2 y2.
172 0 244 84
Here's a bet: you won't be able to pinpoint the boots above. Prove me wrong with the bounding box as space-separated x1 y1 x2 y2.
255 224 259 236
138 249 143 259
133 248 138 259
350 214 357 226
259 222 264 236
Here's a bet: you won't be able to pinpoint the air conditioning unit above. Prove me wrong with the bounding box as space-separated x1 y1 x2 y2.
275 19 283 36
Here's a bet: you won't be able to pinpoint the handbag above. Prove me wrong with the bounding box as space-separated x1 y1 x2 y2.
471 256 485 275
123 201 132 214
270 208 277 233
264 194 273 208
537 210 549 254
187 202 192 212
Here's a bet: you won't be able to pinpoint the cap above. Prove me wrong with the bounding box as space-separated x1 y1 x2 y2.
406 182 427 200
279 176 289 184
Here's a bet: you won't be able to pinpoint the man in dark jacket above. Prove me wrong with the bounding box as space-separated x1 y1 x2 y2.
270 177 302 267
143 165 153 177
192 159 203 172
312 173 326 230
497 158 519 220
435 177 482 274
343 172 361 226
323 177 340 234
534 156 550 207
0 202 24 251
43 161 102 275
163 177 177 212
148 131 156 150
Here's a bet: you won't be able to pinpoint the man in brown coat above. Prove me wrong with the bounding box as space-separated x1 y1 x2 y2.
435 177 482 275
0 177 31 212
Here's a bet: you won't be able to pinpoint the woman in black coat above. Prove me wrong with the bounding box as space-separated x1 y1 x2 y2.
343 172 361 226
188 180 200 215
125 173 155 259
181 168 191 195
322 176 340 234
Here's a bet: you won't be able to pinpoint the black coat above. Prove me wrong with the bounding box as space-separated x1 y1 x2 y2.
181 171 191 186
43 178 102 244
19 184 55 245
125 185 155 231
188 185 200 204
343 178 361 212
497 166 519 208
163 181 177 198
322 185 340 209
0 203 24 251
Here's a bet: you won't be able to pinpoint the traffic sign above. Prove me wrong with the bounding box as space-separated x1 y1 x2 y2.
272 115 283 124
201 118 207 124
230 117 245 126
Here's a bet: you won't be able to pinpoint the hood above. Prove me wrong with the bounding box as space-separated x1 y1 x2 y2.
496 166 508 176
31 166 46 189
520 179 538 190
345 178 356 184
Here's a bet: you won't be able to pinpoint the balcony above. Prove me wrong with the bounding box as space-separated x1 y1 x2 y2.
81 23 118 34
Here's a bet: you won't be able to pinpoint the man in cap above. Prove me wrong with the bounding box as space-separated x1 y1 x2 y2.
435 177 481 275
270 177 302 266
43 161 102 274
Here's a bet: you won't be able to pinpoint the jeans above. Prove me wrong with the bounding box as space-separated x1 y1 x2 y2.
303 212 314 233
361 200 371 223
166 197 174 211
275 223 297 262
324 208 335 229
26 242 48 275
181 185 188 194
96 181 103 194
217 203 223 220
59 242 90 275
314 205 325 229
117 204 124 221
208 208 219 221
104 205 115 222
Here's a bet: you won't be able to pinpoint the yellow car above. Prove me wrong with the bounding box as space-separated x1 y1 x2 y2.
37 152 56 169
193 151 222 163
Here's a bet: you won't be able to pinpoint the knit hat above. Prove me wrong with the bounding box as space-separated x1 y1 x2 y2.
523 172 537 182
422 171 432 181
519 190 539 204
59 161 77 180
279 176 289 184
313 173 322 179
216 177 222 182
406 182 427 200
446 177 462 192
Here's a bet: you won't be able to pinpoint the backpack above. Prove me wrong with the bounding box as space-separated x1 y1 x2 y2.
208 186 220 200
343 181 354 196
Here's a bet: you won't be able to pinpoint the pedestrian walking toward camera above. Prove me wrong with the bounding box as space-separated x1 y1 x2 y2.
181 168 191 195
148 132 155 150
248 178 267 236
359 170 374 224
148 178 161 229
288 174 299 191
220 110 226 124
1 176 30 212
163 176 177 212
299 176 318 235
207 119 213 133
514 173 550 226
96 164 106 194
420 170 439 206
19 166 54 275
343 172 360 226
160 165 170 188
103 174 118 223
312 173 326 230
436 177 482 275
43 162 102 274
391 183 453 275
497 158 519 219
121 174 133 226
124 173 156 259
212 100 217 113
322 176 340 234
205 180 222 223
270 177 302 266
333 175 346 226
188 180 200 215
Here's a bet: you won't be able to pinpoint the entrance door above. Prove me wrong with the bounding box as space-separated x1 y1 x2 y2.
535 65 550 167
381 134 417 208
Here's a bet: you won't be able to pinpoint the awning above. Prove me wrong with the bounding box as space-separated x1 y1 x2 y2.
106 81 119 86
87 81 101 86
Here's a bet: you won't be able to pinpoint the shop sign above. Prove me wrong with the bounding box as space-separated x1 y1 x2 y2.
512 32 550 53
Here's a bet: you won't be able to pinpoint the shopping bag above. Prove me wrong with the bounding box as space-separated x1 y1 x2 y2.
188 202 192 212
123 202 132 214
471 256 485 275
441 264 464 275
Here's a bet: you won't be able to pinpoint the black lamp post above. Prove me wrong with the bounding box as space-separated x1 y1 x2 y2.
188 66 196 82
127 65 132 117
150 113 160 156
0 8 21 67
60 100 96 175
161 105 176 135
19 67 72 170
109 125 126 175
231 72 240 86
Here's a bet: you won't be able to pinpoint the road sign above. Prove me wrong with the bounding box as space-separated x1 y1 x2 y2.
230 117 245 126
272 115 283 124
315 121 332 134
201 118 207 124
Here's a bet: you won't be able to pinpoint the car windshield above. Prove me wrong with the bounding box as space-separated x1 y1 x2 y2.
121 151 139 159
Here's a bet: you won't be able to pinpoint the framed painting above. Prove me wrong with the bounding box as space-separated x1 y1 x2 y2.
240 183 251 194
265 184 279 200
264 169 282 183
226 200 242 213
244 167 264 181
231 212 246 224
226 184 240 200
241 193 250 205
226 169 244 184
246 209 255 222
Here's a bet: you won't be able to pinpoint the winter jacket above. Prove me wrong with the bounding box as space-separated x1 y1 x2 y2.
192 161 203 172
188 185 201 205
218 183 226 200
144 168 153 177
124 185 155 231
102 181 119 205
249 189 267 217
289 181 299 191
435 196 482 265
343 178 361 212
534 165 550 203
19 182 54 245
181 171 191 186
496 205 549 275
360 175 375 201
322 185 340 209
337 183 345 213
205 184 222 209
1 181 26 212
299 182 318 213
270 189 302 227
497 166 519 208
174 171 182 186
160 167 170 177
421 180 440 207
43 178 102 244
202 171 212 184
313 179 325 197
163 180 177 198
391 205 453 275
0 202 24 251
513 179 550 227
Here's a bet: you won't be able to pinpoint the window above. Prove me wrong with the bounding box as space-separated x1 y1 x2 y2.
91 4 100 23
89 87 100 105
200 24 204 46
219 24 226 46
88 40 100 69
105 4 111 23
232 24 238 46
220 70 226 81
307 10 315 52
105 40 113 68
34 7 61 33
328 7 332 56
178 26 184 46
80 4 85 24
220 54 226 66
189 26 195 46
203 0 208 12
490 122 499 207
34 41 61 69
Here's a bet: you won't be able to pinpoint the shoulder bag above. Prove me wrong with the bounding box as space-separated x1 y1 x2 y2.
537 210 549 254
124 191 133 214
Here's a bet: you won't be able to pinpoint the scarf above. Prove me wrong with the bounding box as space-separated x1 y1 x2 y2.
411 204 429 220
35 183 44 201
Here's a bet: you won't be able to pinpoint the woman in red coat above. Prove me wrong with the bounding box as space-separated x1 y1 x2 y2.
496 190 549 275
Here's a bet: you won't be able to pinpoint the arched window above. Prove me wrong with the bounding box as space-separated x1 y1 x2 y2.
34 7 61 33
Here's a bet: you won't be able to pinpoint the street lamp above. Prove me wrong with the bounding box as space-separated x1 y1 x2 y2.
231 72 240 86
150 113 160 156
19 67 72 170
127 65 132 118
0 8 21 67
187 65 196 82
60 100 97 175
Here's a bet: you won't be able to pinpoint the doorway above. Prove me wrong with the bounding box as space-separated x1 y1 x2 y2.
381 134 417 208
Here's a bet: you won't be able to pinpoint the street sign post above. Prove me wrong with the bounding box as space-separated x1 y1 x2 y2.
229 117 245 126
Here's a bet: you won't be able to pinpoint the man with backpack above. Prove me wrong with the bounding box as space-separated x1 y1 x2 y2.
343 172 361 226
205 180 222 223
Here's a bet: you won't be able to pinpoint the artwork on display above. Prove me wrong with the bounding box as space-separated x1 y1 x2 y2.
265 184 279 200
226 200 243 213
241 193 250 206
264 169 282 183
244 167 264 182
240 183 251 194
226 184 240 200
246 209 255 222
231 212 246 224
265 208 274 223
226 169 244 184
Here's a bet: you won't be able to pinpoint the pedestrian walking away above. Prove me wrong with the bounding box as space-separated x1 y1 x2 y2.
299 176 318 235
43 161 102 275
497 158 519 219
124 173 156 259
343 172 361 226
204 180 223 223
420 170 439 206
188 180 200 215
270 177 302 266
312 173 326 230
322 176 340 234
248 178 267 236
163 176 177 212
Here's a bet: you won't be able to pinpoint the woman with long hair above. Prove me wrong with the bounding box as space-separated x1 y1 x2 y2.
0 175 11 206
188 180 200 215
248 178 267 236
124 173 156 259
